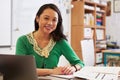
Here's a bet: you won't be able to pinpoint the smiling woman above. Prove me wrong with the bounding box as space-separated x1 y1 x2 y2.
35 8 58 35
16 3 84 76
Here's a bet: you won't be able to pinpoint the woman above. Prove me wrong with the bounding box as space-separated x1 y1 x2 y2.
16 3 84 76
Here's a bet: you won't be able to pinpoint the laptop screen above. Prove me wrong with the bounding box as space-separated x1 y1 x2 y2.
0 54 38 80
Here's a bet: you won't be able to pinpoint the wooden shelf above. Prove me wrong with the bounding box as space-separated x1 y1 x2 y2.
84 25 95 28
71 0 107 64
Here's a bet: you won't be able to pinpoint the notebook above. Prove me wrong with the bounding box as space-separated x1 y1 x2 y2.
0 54 39 80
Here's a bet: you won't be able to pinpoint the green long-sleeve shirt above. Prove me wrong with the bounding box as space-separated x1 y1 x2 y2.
16 34 84 68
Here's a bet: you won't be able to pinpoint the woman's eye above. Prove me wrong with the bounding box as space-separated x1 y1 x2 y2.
44 17 49 20
53 19 57 22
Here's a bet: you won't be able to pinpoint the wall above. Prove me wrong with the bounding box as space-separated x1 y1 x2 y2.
12 0 71 46
0 0 11 46
106 0 120 46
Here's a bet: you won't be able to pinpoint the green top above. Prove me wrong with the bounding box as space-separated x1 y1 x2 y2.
16 34 84 69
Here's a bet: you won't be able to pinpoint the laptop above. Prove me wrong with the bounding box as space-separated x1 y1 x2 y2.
0 54 39 80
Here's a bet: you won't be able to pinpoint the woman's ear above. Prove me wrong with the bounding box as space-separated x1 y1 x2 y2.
36 16 39 23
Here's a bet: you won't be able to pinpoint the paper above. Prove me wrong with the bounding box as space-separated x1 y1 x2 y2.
96 52 103 63
96 29 104 40
84 28 93 39
47 67 120 80
73 66 120 80
81 39 95 66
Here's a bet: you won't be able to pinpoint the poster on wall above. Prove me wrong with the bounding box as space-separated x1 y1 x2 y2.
114 0 120 13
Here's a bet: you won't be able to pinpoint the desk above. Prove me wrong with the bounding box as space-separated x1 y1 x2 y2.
38 76 83 80
38 66 120 80
103 49 120 66
1 75 119 80
38 74 120 80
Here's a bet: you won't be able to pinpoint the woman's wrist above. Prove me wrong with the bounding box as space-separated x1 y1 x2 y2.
73 64 82 72
49 69 54 74
73 65 77 72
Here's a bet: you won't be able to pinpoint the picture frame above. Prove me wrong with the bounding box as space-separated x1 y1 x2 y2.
106 55 120 66
114 0 120 13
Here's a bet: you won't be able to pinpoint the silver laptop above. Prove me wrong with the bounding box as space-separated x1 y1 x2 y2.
0 54 38 80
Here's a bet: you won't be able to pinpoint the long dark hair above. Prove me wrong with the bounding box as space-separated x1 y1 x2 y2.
34 3 67 41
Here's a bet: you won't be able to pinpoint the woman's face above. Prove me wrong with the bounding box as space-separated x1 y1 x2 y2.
36 8 58 34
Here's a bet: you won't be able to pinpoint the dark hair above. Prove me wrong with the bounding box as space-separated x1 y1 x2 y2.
34 3 67 41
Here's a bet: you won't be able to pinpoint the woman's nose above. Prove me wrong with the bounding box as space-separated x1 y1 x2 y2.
47 20 53 25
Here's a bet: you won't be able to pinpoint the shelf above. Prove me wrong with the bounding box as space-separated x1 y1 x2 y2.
96 25 106 28
96 3 107 8
85 0 95 6
95 48 106 52
71 0 107 65
85 8 95 13
84 25 95 28
96 10 106 13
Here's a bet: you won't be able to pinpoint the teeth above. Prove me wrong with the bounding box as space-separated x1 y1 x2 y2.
45 26 51 30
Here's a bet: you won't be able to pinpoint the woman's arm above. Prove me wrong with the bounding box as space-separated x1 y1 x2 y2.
57 40 84 75
36 67 63 76
16 35 28 55
60 40 85 67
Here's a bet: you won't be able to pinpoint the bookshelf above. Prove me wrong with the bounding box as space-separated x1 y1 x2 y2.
71 0 107 65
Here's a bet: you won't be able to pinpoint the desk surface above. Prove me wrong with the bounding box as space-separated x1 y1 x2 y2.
38 66 120 80
38 76 83 80
38 74 120 80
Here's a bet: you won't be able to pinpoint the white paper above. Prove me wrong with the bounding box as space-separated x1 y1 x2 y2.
96 52 103 63
84 28 93 38
96 29 104 40
81 39 95 66
74 66 120 80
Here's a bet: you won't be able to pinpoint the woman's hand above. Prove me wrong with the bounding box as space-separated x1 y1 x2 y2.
61 66 76 75
52 66 76 75
52 67 63 75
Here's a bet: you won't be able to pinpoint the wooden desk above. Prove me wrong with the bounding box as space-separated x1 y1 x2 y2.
102 49 120 66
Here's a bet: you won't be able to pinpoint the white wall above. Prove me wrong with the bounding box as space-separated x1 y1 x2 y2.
12 0 71 46
106 0 120 46
0 0 11 46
